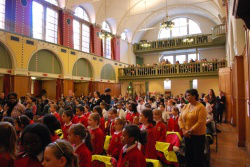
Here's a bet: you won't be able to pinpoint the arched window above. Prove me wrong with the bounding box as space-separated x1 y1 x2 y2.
74 7 90 22
0 0 6 29
158 18 201 39
102 21 112 59
32 1 58 43
121 32 128 41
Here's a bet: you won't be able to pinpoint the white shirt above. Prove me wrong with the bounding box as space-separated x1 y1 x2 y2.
102 109 108 120
118 108 126 119
137 104 144 114
162 110 169 122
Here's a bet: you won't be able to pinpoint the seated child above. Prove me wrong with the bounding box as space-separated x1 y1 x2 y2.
106 108 118 136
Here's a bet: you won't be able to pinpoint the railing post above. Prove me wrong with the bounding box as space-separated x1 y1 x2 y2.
176 64 179 74
155 66 158 75
200 63 203 73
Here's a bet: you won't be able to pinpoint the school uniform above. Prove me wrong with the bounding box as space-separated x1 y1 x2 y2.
154 120 167 141
117 144 146 167
0 153 14 167
50 134 59 142
84 112 91 118
117 108 126 119
73 115 88 128
74 142 92 167
88 127 104 155
99 117 105 133
14 152 43 167
106 118 116 136
62 122 72 140
126 111 139 123
168 116 182 135
107 131 123 159
52 112 61 122
139 124 157 159
102 109 108 121
136 104 144 114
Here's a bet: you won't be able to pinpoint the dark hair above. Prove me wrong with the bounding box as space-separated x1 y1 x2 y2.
109 108 117 114
15 115 30 128
24 109 33 120
43 115 61 135
149 98 154 102
105 88 111 92
100 102 106 107
141 109 155 126
69 123 93 152
115 118 126 126
89 113 100 125
31 97 37 103
93 106 103 117
129 102 138 113
2 117 15 126
94 91 101 98
124 125 147 145
7 93 17 100
21 123 51 152
63 110 73 120
76 104 84 112
144 103 151 109
186 89 199 100
208 89 216 99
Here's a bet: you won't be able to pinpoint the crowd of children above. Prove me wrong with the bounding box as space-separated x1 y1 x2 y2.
0 88 222 167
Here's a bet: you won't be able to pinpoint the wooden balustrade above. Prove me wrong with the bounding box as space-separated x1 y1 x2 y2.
118 61 227 79
212 24 226 38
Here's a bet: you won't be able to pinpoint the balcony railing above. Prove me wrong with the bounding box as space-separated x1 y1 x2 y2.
212 24 226 39
118 61 227 80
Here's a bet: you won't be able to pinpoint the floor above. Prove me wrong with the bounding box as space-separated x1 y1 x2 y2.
210 123 250 167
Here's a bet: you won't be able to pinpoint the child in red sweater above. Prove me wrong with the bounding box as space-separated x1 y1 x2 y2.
126 103 139 124
61 110 73 140
139 108 157 159
93 106 105 133
153 109 167 141
107 118 125 159
84 105 91 118
50 104 61 123
73 104 88 128
68 123 93 167
88 113 104 155
168 107 182 135
0 122 17 167
117 125 146 167
106 108 118 136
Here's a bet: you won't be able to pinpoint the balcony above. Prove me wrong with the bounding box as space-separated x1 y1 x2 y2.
134 24 226 54
118 61 227 81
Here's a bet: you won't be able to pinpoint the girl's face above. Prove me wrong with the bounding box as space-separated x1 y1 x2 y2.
84 107 88 112
109 111 117 120
42 147 66 167
67 130 77 144
22 133 42 156
203 97 208 103
121 129 130 145
159 105 165 111
153 111 161 121
76 108 82 116
61 114 70 123
114 120 123 131
94 92 98 98
139 113 148 124
88 116 97 127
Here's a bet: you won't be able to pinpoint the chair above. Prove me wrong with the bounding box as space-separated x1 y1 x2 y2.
155 142 178 163
146 159 162 167
91 155 117 167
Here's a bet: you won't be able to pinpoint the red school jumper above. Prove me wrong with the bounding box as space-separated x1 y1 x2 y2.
140 123 157 159
107 131 123 159
106 119 116 136
154 121 167 142
99 117 106 133
117 144 146 167
89 127 104 155
14 152 42 167
0 153 14 167
52 112 61 122
73 115 88 128
168 116 182 135
62 122 73 140
84 112 91 118
126 111 139 123
75 143 92 167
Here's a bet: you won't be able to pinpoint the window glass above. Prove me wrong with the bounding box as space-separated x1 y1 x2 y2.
121 32 127 41
75 7 90 22
163 55 174 64
82 23 90 53
105 38 111 59
193 79 198 89
45 0 58 6
164 80 171 89
0 0 5 29
188 54 197 62
32 2 44 40
189 19 201 35
73 20 80 50
46 8 58 43
158 29 170 39
176 55 186 64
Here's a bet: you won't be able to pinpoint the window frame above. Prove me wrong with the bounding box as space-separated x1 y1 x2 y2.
160 52 200 64
102 21 112 59
0 0 6 30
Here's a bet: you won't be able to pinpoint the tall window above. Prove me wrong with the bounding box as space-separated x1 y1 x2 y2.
164 80 171 89
73 7 90 53
32 1 58 43
158 18 201 39
0 0 5 29
193 79 198 89
160 53 199 64
45 0 58 6
121 32 128 41
162 55 174 64
102 21 112 59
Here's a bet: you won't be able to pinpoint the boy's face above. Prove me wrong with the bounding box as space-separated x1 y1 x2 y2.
153 111 161 121
114 120 123 131
100 104 104 109
109 111 117 119
76 108 82 116
160 105 165 111
61 114 70 123
50 107 55 113
88 116 97 127
133 117 139 125
68 130 77 144
121 129 130 145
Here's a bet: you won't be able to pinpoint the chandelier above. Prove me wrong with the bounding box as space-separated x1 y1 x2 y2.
160 0 174 29
140 40 151 48
183 38 194 43
97 31 113 39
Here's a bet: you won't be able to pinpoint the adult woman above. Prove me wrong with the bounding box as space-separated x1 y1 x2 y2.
178 89 207 167
90 91 102 111
4 93 25 118
208 89 216 120
216 90 226 123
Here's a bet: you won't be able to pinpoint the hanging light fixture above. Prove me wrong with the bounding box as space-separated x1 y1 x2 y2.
140 40 151 48
160 0 174 29
97 0 113 39
183 38 194 43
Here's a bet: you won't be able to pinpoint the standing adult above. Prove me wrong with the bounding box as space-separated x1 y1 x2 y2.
101 88 111 110
90 91 102 111
178 89 207 167
0 92 7 106
216 90 226 123
208 89 216 120
3 92 25 118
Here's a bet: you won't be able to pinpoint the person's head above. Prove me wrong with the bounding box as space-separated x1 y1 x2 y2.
50 104 58 113
100 102 106 109
219 90 224 96
208 89 216 98
140 109 154 125
94 91 101 98
148 97 154 104
0 92 4 99
0 104 3 111
159 104 165 111
7 93 18 105
121 125 147 146
84 105 90 113
42 139 78 167
138 99 144 105
2 117 15 126
24 109 33 121
153 109 162 121
185 89 199 103
116 102 123 109
21 123 51 156
172 107 179 116
114 118 126 132
109 108 118 120
43 115 61 135
88 113 100 127
68 123 93 152
104 88 111 95
61 110 73 123
0 122 17 159
168 99 173 106
14 115 30 132
93 106 103 117
132 116 139 125
203 95 209 103
180 97 185 104
128 102 137 113
76 104 84 116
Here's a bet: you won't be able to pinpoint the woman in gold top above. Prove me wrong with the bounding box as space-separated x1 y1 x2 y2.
178 89 207 167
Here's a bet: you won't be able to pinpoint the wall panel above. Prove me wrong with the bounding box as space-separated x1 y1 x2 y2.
13 76 31 97
42 80 56 99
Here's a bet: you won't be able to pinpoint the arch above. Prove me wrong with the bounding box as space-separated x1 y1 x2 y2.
72 58 93 78
74 6 90 22
102 21 112 33
45 0 58 6
28 49 62 74
100 64 116 80
0 41 12 69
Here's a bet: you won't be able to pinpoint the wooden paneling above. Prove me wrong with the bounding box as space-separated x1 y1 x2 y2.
0 76 3 93
63 80 74 97
13 76 31 97
42 80 56 99
91 82 121 98
74 82 89 97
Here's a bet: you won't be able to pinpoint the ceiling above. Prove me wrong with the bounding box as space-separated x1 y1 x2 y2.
58 0 226 43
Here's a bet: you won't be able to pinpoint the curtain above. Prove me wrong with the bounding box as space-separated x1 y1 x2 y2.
111 38 115 60
3 74 12 96
58 10 63 45
101 39 104 57
5 0 16 32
